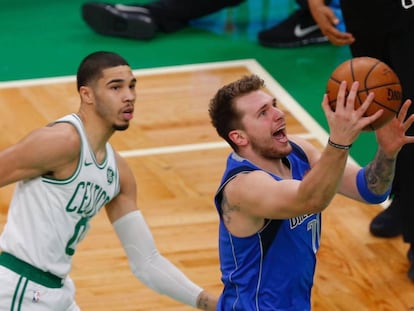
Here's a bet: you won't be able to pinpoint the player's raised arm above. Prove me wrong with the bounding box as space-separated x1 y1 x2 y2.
337 97 414 203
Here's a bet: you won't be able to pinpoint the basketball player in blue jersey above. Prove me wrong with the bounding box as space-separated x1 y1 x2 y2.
208 74 414 310
0 51 216 310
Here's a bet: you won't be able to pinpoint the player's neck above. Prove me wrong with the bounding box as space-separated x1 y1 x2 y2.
240 151 291 178
76 111 114 160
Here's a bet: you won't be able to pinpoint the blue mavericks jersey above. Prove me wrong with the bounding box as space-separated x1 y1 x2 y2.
214 142 320 311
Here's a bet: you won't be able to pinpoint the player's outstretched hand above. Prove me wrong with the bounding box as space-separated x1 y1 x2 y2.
322 80 382 147
375 99 414 158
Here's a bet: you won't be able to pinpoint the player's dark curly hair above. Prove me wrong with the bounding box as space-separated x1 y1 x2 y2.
208 74 265 151
76 51 130 90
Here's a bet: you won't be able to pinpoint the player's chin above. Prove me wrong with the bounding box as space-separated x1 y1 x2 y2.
113 122 130 131
271 139 291 155
278 139 293 153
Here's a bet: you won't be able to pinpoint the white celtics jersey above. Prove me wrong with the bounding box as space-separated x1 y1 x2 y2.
0 114 120 278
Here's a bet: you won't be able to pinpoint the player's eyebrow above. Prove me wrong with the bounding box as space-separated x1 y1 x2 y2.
106 79 125 85
106 77 137 85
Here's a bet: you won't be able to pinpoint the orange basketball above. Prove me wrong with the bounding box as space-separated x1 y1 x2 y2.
326 57 403 131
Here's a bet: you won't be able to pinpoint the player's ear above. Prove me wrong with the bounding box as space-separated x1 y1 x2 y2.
79 86 94 105
229 130 248 147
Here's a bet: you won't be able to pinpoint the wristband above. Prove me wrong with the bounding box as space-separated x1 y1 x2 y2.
328 138 352 150
356 168 391 204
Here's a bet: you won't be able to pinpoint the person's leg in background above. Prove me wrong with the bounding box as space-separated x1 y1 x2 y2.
81 0 343 48
341 0 414 280
388 5 414 280
341 0 403 239
143 0 245 32
82 0 245 39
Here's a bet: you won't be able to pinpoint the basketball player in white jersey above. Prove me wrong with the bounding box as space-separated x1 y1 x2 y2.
0 51 217 310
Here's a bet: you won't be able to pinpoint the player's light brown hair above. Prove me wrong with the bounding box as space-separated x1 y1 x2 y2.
208 74 265 151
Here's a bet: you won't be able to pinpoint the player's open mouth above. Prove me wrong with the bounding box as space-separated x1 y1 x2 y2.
123 108 134 120
273 128 287 142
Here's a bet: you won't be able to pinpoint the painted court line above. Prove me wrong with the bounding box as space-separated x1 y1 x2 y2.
0 59 257 88
119 133 316 158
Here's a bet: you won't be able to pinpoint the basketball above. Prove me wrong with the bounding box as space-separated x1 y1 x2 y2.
326 57 403 131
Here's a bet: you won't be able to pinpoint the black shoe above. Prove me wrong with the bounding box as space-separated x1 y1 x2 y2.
258 10 328 48
82 3 157 40
369 199 402 238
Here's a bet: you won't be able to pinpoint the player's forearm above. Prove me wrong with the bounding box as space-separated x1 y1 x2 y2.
113 211 217 309
298 141 349 212
364 149 396 195
308 0 326 12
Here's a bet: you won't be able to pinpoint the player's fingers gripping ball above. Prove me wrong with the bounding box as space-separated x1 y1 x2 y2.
326 57 403 131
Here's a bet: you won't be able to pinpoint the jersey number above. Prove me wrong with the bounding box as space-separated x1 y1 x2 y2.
307 213 321 253
65 217 89 256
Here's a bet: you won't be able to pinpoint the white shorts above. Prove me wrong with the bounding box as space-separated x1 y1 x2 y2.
0 265 80 311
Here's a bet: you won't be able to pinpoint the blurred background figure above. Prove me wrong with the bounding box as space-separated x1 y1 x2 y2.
309 0 414 281
82 0 344 47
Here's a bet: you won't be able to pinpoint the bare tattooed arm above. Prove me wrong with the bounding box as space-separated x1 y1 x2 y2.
221 191 240 226
364 149 396 195
364 99 414 195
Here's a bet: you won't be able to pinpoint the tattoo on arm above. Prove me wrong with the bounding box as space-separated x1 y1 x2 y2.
221 192 240 226
365 150 396 194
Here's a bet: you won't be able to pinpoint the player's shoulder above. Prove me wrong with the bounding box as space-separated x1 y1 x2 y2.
114 152 136 183
49 121 80 142
33 122 81 155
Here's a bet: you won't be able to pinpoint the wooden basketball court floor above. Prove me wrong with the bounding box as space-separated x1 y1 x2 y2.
0 60 413 310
